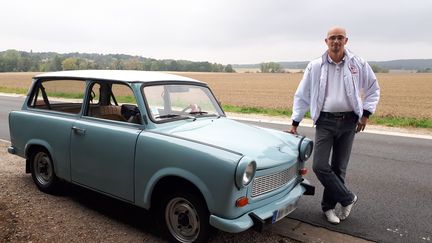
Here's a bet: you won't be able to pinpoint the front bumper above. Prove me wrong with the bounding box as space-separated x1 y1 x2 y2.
209 179 314 233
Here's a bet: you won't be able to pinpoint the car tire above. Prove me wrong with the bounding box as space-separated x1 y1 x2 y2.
30 149 60 194
159 190 210 243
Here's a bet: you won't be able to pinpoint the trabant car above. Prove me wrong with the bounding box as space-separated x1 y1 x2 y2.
8 70 314 242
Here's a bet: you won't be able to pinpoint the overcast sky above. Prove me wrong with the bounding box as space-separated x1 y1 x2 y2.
1 0 431 64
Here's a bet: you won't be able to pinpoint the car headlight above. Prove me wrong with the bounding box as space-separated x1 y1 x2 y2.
298 137 313 162
235 157 257 189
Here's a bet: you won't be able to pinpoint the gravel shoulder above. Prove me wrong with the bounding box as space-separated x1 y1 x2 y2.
0 141 295 243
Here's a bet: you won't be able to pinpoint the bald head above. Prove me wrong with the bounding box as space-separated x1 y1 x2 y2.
325 26 348 61
327 26 347 38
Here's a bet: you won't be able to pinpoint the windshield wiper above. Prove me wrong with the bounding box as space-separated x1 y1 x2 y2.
189 112 223 119
154 114 180 119
154 113 196 120
189 111 208 115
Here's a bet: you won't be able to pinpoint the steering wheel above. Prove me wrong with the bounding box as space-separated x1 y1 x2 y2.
180 104 201 114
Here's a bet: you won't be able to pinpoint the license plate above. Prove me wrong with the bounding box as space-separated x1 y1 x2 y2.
271 200 298 224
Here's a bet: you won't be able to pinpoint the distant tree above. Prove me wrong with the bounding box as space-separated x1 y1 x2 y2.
123 58 143 70
150 61 160 71
77 59 92 70
49 55 64 71
0 49 240 73
371 64 389 73
110 58 123 70
1 49 20 71
224 64 235 73
62 58 78 70
199 62 212 72
17 56 32 71
260 62 283 73
167 60 179 71
371 64 380 73
209 63 222 72
417 68 432 73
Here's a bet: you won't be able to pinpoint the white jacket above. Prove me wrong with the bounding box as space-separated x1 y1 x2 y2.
292 49 380 124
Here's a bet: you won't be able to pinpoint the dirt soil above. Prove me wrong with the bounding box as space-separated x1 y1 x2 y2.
2 72 432 119
0 141 295 243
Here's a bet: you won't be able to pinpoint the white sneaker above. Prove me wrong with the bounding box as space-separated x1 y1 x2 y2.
324 209 340 224
339 195 358 220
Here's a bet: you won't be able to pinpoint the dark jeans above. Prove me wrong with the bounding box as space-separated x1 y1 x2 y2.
313 112 357 212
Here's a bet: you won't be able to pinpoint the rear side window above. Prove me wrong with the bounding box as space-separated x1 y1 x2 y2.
28 80 86 114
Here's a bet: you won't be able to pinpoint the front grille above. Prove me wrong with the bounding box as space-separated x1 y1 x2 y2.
251 165 298 198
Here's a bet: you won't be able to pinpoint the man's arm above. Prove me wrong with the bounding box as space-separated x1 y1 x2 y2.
288 121 299 134
362 63 380 115
289 63 313 134
357 62 380 133
356 114 368 133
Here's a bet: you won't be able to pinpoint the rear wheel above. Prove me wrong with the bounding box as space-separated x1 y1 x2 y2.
30 149 60 194
160 191 210 243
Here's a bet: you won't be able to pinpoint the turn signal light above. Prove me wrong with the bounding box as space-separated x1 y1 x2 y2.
299 168 308 176
235 197 249 208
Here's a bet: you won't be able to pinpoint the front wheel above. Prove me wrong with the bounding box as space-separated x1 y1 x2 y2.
30 149 60 194
160 191 210 243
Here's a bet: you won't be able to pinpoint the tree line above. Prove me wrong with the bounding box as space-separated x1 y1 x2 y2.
0 49 236 73
260 62 284 73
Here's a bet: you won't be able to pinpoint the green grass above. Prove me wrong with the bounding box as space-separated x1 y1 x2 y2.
0 86 28 94
46 91 84 99
223 104 432 129
370 116 432 129
117 95 136 104
222 104 293 117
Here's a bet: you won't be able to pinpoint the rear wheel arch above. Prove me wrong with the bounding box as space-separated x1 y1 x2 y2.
26 144 47 159
27 145 61 194
26 143 53 161
26 144 48 173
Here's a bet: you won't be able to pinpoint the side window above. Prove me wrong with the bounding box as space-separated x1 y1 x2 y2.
85 82 140 124
28 80 85 114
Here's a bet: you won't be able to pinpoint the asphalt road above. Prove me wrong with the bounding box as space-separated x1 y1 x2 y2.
241 120 432 243
0 95 23 140
1 95 432 243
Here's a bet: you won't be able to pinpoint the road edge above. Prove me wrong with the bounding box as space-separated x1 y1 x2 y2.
273 218 374 243
227 112 432 140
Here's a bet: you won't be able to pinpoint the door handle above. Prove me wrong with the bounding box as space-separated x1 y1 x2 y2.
72 126 86 135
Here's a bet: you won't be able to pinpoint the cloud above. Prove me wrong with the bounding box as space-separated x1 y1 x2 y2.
1 0 431 63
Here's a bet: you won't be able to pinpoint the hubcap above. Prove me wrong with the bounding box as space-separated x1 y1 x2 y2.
165 197 200 242
34 152 53 186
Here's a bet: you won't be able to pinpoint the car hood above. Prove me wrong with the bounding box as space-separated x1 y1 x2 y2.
154 117 300 169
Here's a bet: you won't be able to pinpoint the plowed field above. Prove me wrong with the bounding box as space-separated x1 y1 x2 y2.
1 72 431 119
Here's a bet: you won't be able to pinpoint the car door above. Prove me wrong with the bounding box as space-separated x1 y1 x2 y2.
23 79 87 181
70 81 142 202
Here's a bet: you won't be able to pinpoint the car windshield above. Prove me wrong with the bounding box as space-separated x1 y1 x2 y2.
142 84 224 122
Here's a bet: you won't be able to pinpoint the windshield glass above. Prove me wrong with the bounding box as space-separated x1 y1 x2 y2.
142 84 224 122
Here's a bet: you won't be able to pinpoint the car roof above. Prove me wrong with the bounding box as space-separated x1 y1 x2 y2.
34 70 204 84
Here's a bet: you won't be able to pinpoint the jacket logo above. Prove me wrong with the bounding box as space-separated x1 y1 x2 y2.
349 64 358 74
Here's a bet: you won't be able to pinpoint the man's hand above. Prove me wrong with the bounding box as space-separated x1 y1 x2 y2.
285 125 298 135
356 116 368 133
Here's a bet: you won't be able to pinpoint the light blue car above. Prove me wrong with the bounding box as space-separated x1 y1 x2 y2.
8 70 314 243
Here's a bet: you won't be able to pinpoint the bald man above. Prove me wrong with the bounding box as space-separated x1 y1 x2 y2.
289 26 380 224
